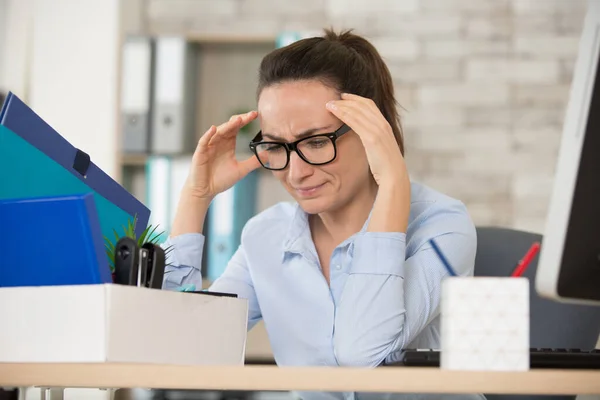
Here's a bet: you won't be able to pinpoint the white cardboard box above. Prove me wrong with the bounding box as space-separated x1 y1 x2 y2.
0 284 249 365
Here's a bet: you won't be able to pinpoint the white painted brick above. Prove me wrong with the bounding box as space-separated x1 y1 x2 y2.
416 84 510 106
511 0 587 15
402 106 465 128
379 14 462 37
464 106 512 127
512 216 547 235
421 172 511 203
389 60 461 83
241 0 326 17
454 150 519 175
514 36 580 58
326 0 418 16
556 12 586 35
412 127 512 153
513 127 562 152
560 59 577 83
512 84 571 107
465 200 514 227
403 148 462 175
147 0 237 21
513 197 551 228
325 15 380 37
423 39 510 59
513 14 557 34
512 107 566 129
395 85 417 112
466 59 560 84
513 174 555 202
185 18 281 37
511 147 560 175
464 16 512 39
421 0 510 14
371 37 419 61
281 13 331 32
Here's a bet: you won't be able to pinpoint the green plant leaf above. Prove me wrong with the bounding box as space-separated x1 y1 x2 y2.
105 249 115 271
103 236 115 253
138 224 154 246
127 217 134 236
147 228 166 244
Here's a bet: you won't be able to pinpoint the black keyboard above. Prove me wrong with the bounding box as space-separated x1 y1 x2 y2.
388 348 600 369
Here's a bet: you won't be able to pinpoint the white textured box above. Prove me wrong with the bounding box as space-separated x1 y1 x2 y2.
0 284 248 365
440 277 530 371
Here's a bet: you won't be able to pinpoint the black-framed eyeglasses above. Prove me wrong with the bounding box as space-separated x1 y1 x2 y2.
248 124 351 171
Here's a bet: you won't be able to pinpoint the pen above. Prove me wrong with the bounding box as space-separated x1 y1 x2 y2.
511 241 541 277
429 238 457 277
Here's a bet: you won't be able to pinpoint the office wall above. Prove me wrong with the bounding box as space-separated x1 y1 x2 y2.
28 0 121 177
139 0 588 234
0 0 6 92
0 0 33 98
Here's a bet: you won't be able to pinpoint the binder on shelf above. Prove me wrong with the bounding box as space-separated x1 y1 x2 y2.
145 155 192 242
0 193 112 287
146 155 171 241
120 35 154 154
206 170 259 281
151 36 198 154
0 92 150 242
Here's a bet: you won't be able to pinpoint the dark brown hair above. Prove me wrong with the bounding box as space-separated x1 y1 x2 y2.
257 28 404 155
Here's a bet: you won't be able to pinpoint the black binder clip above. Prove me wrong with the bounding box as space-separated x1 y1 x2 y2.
114 237 165 289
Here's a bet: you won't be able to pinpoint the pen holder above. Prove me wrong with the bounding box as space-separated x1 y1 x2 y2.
440 277 530 371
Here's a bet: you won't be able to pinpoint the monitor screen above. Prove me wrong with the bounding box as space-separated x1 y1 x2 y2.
536 0 600 306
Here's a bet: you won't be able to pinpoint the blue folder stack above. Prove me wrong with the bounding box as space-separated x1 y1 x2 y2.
0 92 150 287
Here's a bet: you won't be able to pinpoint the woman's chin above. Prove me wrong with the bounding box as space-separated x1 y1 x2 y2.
297 197 331 215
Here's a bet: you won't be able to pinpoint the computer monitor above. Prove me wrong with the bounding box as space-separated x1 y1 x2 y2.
536 0 600 306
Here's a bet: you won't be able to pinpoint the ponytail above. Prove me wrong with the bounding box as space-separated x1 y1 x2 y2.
258 28 405 155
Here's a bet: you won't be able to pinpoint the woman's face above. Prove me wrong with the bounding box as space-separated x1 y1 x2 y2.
257 80 372 215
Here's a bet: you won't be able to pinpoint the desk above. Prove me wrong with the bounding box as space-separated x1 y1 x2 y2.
1 363 599 396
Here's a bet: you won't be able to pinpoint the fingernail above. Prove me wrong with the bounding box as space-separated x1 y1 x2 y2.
326 101 336 110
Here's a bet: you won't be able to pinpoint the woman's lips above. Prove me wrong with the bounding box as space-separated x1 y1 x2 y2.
295 183 325 197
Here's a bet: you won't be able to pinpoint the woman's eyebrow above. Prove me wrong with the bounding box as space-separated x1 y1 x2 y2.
261 126 335 141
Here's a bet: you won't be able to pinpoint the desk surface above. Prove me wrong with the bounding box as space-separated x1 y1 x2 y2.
1 363 600 395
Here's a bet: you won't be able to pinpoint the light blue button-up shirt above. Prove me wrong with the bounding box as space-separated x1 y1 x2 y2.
162 181 483 400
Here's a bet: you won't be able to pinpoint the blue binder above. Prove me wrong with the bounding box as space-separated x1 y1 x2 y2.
0 92 150 243
206 169 258 281
0 193 112 286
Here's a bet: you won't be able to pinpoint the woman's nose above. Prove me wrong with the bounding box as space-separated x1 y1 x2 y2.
288 151 312 180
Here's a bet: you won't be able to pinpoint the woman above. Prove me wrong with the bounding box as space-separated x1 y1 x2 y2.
163 29 479 399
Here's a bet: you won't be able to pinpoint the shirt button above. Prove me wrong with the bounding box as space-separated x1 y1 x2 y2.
335 264 342 270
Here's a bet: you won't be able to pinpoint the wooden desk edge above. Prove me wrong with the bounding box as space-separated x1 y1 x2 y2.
1 364 599 395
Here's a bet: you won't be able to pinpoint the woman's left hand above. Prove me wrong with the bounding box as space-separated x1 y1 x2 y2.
326 93 407 187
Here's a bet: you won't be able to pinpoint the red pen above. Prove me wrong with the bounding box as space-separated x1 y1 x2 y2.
511 242 541 277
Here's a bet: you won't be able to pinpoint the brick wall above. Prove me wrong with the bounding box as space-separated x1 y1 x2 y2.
139 0 588 233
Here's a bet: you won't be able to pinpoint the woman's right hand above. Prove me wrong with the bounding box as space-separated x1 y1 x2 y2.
185 111 261 201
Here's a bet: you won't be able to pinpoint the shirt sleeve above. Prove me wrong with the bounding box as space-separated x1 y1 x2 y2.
161 233 262 331
332 203 477 367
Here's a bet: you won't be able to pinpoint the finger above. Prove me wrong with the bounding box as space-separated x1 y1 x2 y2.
326 101 372 136
329 99 388 134
197 125 217 151
340 92 371 104
212 111 258 144
209 116 242 146
220 111 257 133
340 93 383 120
238 154 262 177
